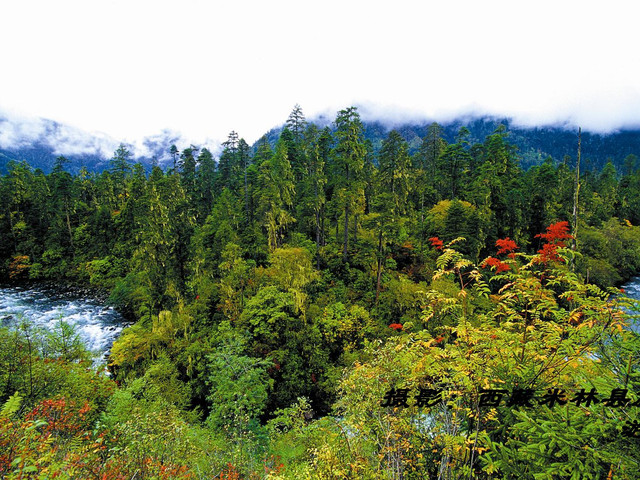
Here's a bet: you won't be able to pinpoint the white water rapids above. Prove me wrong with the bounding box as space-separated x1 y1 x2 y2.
0 283 128 361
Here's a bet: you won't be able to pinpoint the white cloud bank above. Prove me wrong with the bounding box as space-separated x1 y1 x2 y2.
1 0 639 152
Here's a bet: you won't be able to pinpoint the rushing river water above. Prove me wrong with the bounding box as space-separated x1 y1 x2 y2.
623 276 640 307
0 283 128 361
623 276 640 333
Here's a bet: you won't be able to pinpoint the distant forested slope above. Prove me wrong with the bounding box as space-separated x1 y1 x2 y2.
3 113 640 174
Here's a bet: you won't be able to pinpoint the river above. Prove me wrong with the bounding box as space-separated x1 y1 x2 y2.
622 276 640 333
0 283 128 362
623 276 640 307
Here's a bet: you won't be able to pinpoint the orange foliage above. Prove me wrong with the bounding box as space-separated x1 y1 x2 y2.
219 463 242 479
264 454 285 476
0 396 194 480
24 397 92 438
429 237 443 250
495 237 517 258
8 254 30 279
482 256 510 273
535 221 573 264
536 221 572 245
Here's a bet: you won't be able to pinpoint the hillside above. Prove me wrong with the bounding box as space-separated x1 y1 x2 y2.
3 113 640 174
262 116 640 171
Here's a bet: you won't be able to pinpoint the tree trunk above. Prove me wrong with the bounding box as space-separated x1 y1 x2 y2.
320 205 326 246
244 164 249 222
315 207 321 269
314 181 321 267
65 202 74 250
8 209 17 253
353 213 358 244
343 203 349 262
572 127 581 252
375 228 384 302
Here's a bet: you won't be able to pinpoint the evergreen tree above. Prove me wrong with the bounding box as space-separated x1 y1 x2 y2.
109 144 133 209
253 135 273 166
378 130 412 213
237 138 252 220
178 146 198 205
50 156 76 256
195 148 216 220
169 144 179 171
297 124 327 261
415 122 447 204
217 131 239 192
286 104 307 142
471 126 523 244
332 107 366 261
256 138 296 251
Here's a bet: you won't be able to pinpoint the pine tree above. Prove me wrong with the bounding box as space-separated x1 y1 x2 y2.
257 138 296 251
109 144 133 209
237 138 252 220
378 130 412 214
440 127 471 200
415 122 447 203
298 124 328 262
50 156 76 256
178 146 198 205
169 144 179 171
286 104 307 143
196 148 216 220
217 131 239 191
332 107 366 261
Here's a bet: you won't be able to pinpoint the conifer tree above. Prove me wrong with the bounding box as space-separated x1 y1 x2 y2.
178 146 198 205
378 130 412 213
217 131 239 191
286 104 307 142
257 138 296 251
298 124 328 260
196 147 216 220
109 144 133 209
332 107 366 261
237 138 252 220
169 144 179 171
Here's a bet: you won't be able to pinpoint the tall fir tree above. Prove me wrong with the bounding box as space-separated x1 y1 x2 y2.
332 107 366 261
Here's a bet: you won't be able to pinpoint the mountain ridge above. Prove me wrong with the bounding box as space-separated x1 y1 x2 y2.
2 112 639 174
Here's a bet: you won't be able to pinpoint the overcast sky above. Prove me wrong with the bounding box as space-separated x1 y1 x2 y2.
2 0 640 154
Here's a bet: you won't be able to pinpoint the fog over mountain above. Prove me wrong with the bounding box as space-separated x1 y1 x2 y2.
2 107 640 174
0 111 221 173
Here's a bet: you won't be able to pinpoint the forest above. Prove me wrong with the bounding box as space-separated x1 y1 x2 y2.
1 105 640 479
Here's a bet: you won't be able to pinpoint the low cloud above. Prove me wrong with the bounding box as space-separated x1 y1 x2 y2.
0 110 221 166
4 94 640 169
0 111 118 157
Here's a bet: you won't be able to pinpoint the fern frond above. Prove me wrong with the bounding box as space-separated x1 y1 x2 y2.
1 392 23 418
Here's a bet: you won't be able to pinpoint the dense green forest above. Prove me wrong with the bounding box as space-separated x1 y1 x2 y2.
1 105 640 478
